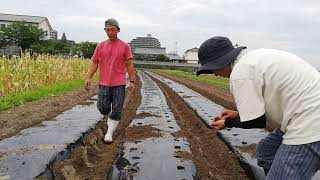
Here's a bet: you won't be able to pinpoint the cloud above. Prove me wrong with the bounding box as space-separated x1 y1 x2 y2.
1 0 319 68
55 15 103 26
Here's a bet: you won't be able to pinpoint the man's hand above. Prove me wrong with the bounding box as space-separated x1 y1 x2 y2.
210 116 226 129
85 62 98 90
85 78 92 90
126 59 135 94
210 109 239 129
127 81 135 94
219 109 239 120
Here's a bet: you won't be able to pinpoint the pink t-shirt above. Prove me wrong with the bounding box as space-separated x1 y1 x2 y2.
91 39 133 87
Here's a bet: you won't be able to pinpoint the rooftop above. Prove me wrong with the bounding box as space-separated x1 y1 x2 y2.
185 47 199 53
0 13 52 29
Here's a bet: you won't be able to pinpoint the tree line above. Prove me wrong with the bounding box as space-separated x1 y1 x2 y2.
0 21 97 58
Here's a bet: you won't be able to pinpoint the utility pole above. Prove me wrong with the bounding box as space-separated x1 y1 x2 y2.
174 41 178 55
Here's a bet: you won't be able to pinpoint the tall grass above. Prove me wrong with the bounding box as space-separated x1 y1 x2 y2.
0 53 91 96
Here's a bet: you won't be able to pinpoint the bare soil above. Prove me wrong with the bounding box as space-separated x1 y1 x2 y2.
134 112 161 119
236 144 257 158
125 125 162 142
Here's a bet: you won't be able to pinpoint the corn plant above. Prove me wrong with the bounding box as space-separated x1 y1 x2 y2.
0 53 91 96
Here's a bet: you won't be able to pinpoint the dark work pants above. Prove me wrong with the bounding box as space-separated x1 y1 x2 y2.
256 128 320 180
97 85 125 120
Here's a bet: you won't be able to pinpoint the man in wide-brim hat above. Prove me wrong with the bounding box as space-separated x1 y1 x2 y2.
197 36 320 179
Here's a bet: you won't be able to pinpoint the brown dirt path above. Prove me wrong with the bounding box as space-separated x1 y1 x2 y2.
51 76 142 180
151 75 249 180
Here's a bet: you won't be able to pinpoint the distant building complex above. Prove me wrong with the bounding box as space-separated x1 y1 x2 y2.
129 34 166 61
129 34 161 48
0 13 58 40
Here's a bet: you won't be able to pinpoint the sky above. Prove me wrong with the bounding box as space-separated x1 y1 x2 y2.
1 0 320 69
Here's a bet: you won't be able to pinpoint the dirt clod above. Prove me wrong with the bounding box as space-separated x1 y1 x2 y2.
125 125 162 142
135 112 161 119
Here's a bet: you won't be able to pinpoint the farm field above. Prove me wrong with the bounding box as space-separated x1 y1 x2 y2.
1 69 251 179
0 54 93 112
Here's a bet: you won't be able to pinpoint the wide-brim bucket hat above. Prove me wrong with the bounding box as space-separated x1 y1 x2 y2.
197 36 246 76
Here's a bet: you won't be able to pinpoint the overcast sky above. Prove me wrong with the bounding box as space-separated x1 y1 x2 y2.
1 0 320 69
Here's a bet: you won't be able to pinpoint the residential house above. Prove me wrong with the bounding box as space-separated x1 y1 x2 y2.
0 13 58 40
183 47 199 64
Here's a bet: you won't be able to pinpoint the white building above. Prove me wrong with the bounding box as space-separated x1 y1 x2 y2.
133 47 166 55
129 34 162 49
183 47 199 64
167 52 185 63
129 34 166 55
0 13 58 40
129 34 167 61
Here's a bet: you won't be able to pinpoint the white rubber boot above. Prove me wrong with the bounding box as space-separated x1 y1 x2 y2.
103 112 110 121
104 118 119 143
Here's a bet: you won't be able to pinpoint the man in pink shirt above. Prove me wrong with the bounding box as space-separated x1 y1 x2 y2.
85 18 135 143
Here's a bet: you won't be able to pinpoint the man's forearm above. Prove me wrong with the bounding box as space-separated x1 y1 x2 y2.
126 60 135 81
87 62 98 79
225 114 266 129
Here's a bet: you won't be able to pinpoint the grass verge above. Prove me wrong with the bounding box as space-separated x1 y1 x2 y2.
0 79 85 112
155 69 230 89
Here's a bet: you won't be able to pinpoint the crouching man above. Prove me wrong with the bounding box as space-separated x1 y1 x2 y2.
197 36 320 179
85 18 135 143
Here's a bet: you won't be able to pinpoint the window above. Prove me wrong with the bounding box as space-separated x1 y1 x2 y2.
0 24 6 29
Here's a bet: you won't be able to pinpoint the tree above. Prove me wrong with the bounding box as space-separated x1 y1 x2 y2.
0 21 46 50
0 34 6 48
133 54 144 61
61 32 67 43
76 41 97 58
155 54 170 61
30 39 70 54
0 28 10 48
